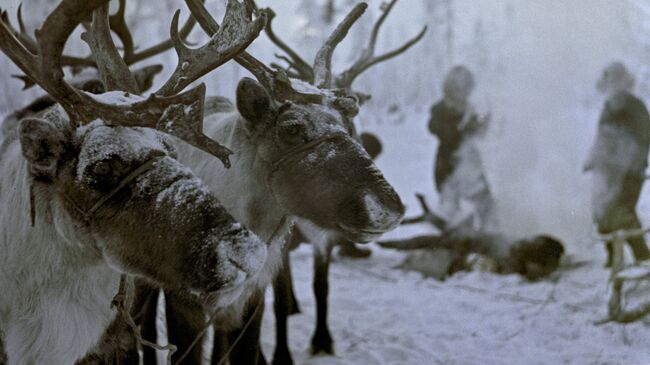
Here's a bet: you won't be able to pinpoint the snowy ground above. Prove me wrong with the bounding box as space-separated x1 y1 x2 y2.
254 112 650 365
259 241 649 365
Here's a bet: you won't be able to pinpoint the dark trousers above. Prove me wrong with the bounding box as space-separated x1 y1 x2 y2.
593 170 650 262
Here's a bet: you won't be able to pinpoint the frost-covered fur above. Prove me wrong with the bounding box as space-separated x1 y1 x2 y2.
0 110 120 364
176 104 294 327
0 99 266 364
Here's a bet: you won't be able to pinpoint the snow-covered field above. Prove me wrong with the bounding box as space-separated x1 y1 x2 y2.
2 1 650 364
255 114 650 365
260 243 649 365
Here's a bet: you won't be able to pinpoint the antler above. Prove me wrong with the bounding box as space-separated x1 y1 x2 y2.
313 3 367 89
263 0 426 94
156 0 266 96
185 0 325 104
264 8 313 82
110 0 201 67
2 0 200 72
0 0 266 166
81 2 140 93
335 0 427 90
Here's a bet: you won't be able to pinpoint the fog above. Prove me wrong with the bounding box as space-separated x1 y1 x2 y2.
1 0 648 255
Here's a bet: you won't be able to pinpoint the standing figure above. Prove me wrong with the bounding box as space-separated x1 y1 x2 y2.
584 61 650 265
427 65 497 232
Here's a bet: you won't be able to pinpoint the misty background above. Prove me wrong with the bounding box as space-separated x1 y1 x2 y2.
2 0 650 258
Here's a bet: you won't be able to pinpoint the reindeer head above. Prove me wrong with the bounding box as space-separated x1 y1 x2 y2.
1 0 269 298
185 1 424 242
233 78 402 242
19 105 265 295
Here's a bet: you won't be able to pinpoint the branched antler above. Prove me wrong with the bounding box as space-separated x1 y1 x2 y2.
185 0 325 104
81 3 140 93
264 8 313 82
335 0 427 90
156 0 266 96
261 0 426 97
4 0 201 73
108 0 135 63
0 0 265 166
313 3 367 89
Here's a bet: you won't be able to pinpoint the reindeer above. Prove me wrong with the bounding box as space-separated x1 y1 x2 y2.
262 1 426 363
124 1 419 364
0 0 269 363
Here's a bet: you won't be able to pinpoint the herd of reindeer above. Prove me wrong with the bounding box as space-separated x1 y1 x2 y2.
0 0 435 364
0 0 576 363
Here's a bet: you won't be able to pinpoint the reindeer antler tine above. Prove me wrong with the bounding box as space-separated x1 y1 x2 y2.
243 0 257 17
368 0 398 53
313 2 367 89
108 0 135 62
153 83 233 167
0 1 239 165
185 0 325 104
124 4 199 66
0 4 38 55
184 0 274 91
169 10 191 59
156 1 267 97
263 7 313 82
335 0 427 90
16 4 26 34
81 3 139 93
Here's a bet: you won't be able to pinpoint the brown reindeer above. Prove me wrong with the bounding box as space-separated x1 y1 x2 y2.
263 1 426 363
125 1 417 364
0 1 268 363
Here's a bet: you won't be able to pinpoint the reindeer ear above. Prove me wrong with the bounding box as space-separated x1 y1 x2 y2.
236 77 273 126
18 117 67 179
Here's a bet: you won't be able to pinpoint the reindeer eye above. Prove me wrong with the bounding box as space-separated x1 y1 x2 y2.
284 125 300 136
92 161 112 177
87 156 127 191
278 122 305 145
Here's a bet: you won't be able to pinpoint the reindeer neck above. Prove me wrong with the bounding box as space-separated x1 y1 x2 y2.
179 111 292 243
0 132 108 294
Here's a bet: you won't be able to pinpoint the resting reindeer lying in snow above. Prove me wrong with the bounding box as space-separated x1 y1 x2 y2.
0 0 269 363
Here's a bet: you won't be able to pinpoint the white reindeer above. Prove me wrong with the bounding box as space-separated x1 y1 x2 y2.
0 0 269 363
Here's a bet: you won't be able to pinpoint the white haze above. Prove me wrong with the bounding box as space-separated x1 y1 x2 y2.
1 0 650 257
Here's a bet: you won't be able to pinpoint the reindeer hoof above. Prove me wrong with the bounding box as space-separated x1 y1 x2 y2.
310 331 334 355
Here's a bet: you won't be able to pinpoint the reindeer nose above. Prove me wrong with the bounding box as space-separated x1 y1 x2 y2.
339 189 404 233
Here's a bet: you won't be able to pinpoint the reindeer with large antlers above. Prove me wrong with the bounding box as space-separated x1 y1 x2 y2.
127 1 422 364
263 2 427 363
0 0 269 363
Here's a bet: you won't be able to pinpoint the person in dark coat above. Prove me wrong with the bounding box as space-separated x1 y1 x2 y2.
584 61 650 265
428 65 497 232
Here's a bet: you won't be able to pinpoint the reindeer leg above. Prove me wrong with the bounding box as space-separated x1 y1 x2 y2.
131 282 160 365
165 291 206 365
0 334 5 365
286 252 302 315
272 249 295 365
211 329 229 365
227 291 267 365
310 242 334 355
